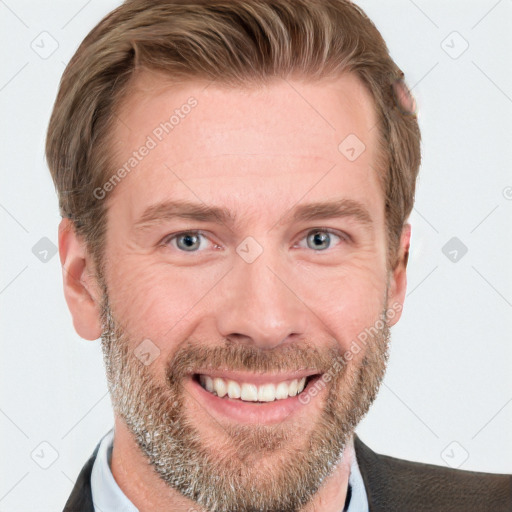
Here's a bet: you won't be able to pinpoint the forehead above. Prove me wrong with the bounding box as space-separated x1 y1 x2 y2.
107 71 384 229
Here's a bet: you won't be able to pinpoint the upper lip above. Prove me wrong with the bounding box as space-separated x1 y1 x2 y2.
192 369 321 386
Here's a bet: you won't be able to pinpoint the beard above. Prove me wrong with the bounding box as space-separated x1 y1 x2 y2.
98 282 391 512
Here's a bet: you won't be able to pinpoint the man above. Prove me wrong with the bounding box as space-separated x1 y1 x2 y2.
46 0 511 511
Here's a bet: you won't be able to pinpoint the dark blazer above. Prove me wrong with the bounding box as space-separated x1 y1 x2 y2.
63 435 512 511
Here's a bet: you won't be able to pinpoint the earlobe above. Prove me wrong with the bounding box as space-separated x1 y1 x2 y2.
58 218 103 340
387 223 411 326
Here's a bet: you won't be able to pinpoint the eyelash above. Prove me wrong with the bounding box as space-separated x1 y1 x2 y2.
161 228 350 253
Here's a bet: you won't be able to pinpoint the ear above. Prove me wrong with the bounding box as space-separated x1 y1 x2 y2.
58 218 103 340
387 223 411 327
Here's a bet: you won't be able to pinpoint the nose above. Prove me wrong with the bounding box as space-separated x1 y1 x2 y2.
215 248 309 350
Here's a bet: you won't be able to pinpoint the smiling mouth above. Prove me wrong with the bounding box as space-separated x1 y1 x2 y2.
193 373 322 403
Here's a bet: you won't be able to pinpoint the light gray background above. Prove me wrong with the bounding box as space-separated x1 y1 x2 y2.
1 0 511 510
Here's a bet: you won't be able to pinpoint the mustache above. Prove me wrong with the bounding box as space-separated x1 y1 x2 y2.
164 339 344 385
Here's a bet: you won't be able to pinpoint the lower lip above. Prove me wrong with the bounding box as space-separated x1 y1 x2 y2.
187 374 322 425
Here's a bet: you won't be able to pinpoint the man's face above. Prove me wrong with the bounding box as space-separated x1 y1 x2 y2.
89 72 406 512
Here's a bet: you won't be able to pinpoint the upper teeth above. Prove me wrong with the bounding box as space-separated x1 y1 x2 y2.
199 375 308 402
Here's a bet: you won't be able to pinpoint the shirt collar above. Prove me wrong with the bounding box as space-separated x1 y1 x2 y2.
91 428 138 512
345 436 369 511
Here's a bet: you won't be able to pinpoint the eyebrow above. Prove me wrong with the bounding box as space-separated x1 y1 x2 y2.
133 198 373 231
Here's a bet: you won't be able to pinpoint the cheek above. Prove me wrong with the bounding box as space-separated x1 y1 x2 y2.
296 257 387 351
105 254 227 343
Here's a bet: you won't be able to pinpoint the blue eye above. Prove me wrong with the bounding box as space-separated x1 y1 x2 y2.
300 229 345 251
165 231 209 252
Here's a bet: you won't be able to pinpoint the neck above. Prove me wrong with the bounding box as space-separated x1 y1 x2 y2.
110 417 353 512
302 438 353 512
110 418 203 511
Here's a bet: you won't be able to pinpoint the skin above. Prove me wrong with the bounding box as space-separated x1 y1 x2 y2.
59 70 410 512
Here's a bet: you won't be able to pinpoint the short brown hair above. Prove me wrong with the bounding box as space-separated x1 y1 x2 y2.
46 0 421 273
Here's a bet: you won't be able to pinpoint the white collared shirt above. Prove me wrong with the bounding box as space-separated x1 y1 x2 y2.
91 428 369 511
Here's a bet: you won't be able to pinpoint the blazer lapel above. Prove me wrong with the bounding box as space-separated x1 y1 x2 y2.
62 441 101 512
